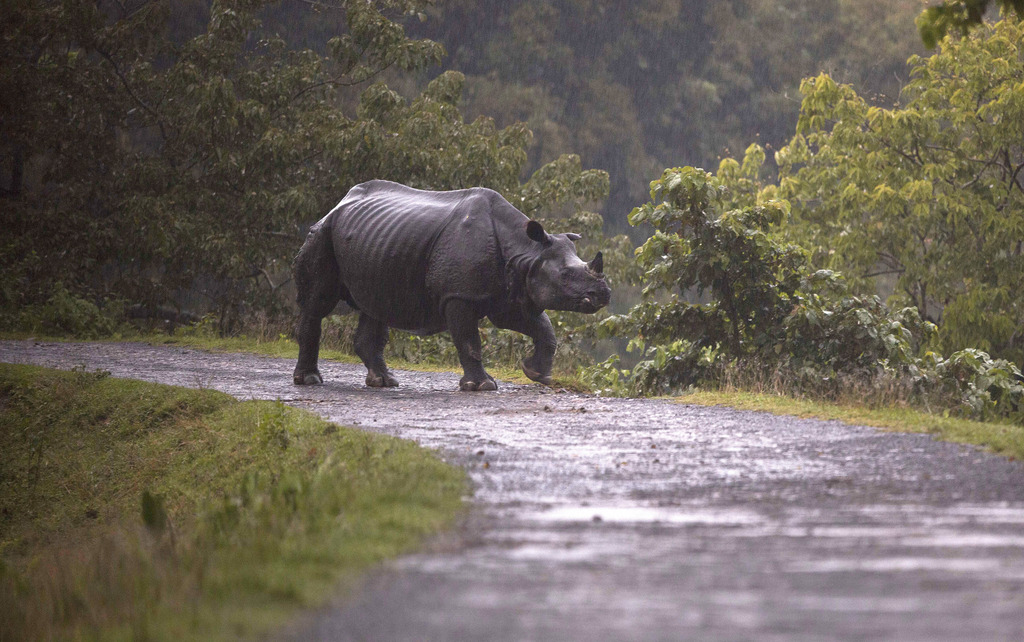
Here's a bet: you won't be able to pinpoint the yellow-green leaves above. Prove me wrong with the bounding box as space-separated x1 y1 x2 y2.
917 0 1024 48
778 19 1024 364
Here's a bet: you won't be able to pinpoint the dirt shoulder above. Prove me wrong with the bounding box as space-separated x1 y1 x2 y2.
4 340 1024 641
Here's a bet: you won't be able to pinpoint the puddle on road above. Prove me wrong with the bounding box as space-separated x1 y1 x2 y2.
788 557 1010 574
787 595 926 613
897 533 1024 547
521 503 764 527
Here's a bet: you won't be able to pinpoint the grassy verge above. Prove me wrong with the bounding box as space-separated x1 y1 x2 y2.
0 363 466 641
679 389 1024 461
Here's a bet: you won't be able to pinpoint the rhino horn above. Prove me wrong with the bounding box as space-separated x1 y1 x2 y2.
588 252 604 274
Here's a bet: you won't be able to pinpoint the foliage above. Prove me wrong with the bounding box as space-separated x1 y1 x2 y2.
586 154 1023 424
1 282 123 339
918 0 1024 47
0 363 465 640
0 0 611 333
413 0 926 225
776 19 1024 363
917 349 1024 422
590 153 932 395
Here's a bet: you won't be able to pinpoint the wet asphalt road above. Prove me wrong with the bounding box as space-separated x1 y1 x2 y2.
3 341 1024 641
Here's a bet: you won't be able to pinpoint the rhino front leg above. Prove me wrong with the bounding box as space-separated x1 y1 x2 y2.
489 310 556 386
354 313 399 387
446 300 496 391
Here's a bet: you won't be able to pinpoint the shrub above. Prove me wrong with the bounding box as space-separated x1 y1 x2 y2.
5 283 122 339
591 155 932 395
587 153 1023 424
918 349 1024 422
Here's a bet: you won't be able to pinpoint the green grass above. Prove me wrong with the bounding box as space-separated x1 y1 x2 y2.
0 363 467 641
679 389 1024 461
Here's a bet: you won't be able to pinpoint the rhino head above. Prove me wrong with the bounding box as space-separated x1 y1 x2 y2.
513 220 611 314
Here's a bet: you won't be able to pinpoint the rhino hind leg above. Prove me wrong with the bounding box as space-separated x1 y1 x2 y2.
293 225 342 385
446 300 497 392
354 313 399 388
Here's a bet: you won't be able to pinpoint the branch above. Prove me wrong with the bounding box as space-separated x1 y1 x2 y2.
876 250 903 269
1010 158 1024 196
287 0 346 10
259 268 277 290
863 268 905 279
95 47 171 150
958 149 1002 190
268 42 374 122
285 46 393 107
249 268 292 293
114 0 160 21
877 135 923 168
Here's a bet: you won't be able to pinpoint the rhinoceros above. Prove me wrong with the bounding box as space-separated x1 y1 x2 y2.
292 180 611 391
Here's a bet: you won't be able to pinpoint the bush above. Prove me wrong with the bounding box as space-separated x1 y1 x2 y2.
591 155 931 393
3 283 122 339
918 349 1024 423
587 154 1023 424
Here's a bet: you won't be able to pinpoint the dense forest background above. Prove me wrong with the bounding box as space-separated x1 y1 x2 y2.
2 1 1022 419
410 0 927 231
154 0 933 234
1 0 929 316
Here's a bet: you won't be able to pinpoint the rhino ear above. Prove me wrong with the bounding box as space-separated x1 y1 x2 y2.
526 220 550 244
565 233 582 241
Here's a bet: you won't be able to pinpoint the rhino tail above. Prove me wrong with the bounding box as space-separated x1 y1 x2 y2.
294 216 341 314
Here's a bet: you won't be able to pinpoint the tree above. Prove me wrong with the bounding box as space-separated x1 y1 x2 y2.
918 0 1024 47
1 0 610 331
410 0 925 234
1 0 152 310
776 19 1024 363
589 146 933 396
586 150 1022 423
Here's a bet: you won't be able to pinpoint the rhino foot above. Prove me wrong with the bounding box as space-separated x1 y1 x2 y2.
294 371 323 385
521 360 553 386
460 376 498 392
366 371 399 388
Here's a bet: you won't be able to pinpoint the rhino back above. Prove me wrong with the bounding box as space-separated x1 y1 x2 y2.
329 181 512 332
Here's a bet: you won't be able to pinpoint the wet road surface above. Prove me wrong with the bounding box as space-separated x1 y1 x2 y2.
3 341 1024 641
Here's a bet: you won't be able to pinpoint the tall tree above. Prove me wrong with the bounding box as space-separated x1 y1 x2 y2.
918 0 1024 46
777 19 1024 362
410 0 924 233
1 0 609 330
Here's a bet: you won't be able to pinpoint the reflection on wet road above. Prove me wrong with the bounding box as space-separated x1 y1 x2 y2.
3 341 1024 641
